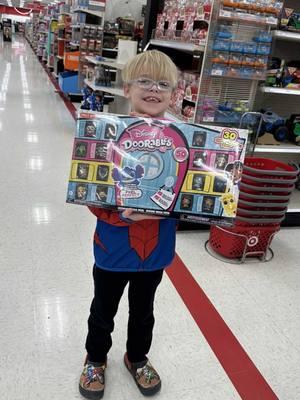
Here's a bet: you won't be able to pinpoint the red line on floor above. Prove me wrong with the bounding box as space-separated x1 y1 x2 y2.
28 40 78 120
41 62 78 120
166 254 279 400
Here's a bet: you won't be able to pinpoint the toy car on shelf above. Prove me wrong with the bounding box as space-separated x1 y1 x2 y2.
259 111 289 142
286 114 300 144
287 12 300 31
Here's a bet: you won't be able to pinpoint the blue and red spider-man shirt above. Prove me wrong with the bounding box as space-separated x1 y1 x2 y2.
89 207 177 272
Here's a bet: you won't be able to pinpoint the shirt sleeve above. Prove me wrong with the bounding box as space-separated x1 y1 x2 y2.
88 206 133 226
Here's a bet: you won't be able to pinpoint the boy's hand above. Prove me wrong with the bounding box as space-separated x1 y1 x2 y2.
122 208 163 221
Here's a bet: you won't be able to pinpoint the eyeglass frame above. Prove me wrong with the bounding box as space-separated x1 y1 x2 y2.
126 77 175 92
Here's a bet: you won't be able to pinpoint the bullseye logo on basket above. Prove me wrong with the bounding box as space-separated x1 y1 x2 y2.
121 126 173 152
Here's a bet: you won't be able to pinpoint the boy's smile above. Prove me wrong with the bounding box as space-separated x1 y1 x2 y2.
124 81 172 118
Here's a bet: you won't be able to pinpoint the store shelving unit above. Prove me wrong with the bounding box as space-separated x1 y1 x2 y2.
273 29 300 41
255 144 300 154
83 40 137 114
102 29 118 58
252 0 300 223
195 0 279 126
83 79 125 97
146 1 213 123
144 0 300 226
260 86 300 95
70 5 104 89
72 8 105 18
85 56 125 70
146 0 279 126
148 39 206 53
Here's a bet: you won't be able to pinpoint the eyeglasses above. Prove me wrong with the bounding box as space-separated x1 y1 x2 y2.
128 78 174 92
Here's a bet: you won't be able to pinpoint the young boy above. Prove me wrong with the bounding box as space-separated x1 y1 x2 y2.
79 50 179 399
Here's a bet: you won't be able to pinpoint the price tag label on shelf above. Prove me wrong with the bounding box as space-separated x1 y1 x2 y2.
282 88 300 94
266 17 277 25
211 69 223 76
219 10 232 18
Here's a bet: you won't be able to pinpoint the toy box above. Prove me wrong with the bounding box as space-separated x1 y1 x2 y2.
66 113 248 226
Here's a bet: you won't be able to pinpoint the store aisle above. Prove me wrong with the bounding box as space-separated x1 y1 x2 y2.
0 35 300 400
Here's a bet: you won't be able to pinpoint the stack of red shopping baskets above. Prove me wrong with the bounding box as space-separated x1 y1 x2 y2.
209 157 299 262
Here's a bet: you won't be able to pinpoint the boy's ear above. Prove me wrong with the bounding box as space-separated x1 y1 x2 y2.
123 84 131 99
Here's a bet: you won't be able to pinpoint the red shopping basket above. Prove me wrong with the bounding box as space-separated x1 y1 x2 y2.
209 224 280 259
243 157 299 179
240 182 294 195
235 215 285 226
238 198 289 211
239 190 291 202
241 173 298 186
241 174 298 188
237 207 287 218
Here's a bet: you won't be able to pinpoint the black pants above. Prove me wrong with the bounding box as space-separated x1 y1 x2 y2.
86 266 164 364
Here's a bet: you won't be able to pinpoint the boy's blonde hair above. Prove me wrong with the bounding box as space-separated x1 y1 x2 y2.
122 50 178 88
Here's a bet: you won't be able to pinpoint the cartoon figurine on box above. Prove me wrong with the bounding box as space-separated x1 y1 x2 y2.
75 142 88 158
192 131 206 147
84 121 97 138
75 183 88 200
215 153 228 170
221 193 237 217
95 143 107 160
77 163 89 179
96 185 108 202
192 175 205 191
202 196 215 213
104 123 117 140
112 165 144 187
225 161 243 185
180 194 193 210
96 165 109 181
193 151 207 167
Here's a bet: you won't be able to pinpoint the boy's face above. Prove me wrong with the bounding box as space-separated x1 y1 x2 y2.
124 78 173 118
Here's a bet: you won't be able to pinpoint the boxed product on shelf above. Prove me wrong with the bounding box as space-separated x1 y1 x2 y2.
64 51 80 70
265 58 300 89
154 0 212 45
168 70 199 119
72 12 86 24
59 71 81 93
279 7 300 32
222 0 283 16
66 113 248 226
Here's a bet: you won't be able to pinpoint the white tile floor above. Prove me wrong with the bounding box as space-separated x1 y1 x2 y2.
0 35 300 400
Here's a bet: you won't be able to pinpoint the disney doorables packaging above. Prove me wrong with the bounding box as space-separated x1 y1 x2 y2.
66 113 248 226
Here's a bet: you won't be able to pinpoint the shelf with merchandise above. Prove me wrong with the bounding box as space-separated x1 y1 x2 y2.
146 0 275 126
84 79 125 97
81 39 137 114
77 24 104 88
260 86 300 95
249 1 300 223
273 30 300 41
254 1 300 131
85 56 126 70
149 38 206 53
255 143 300 154
219 0 282 26
146 0 215 124
195 0 276 126
72 8 104 18
255 1 300 98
